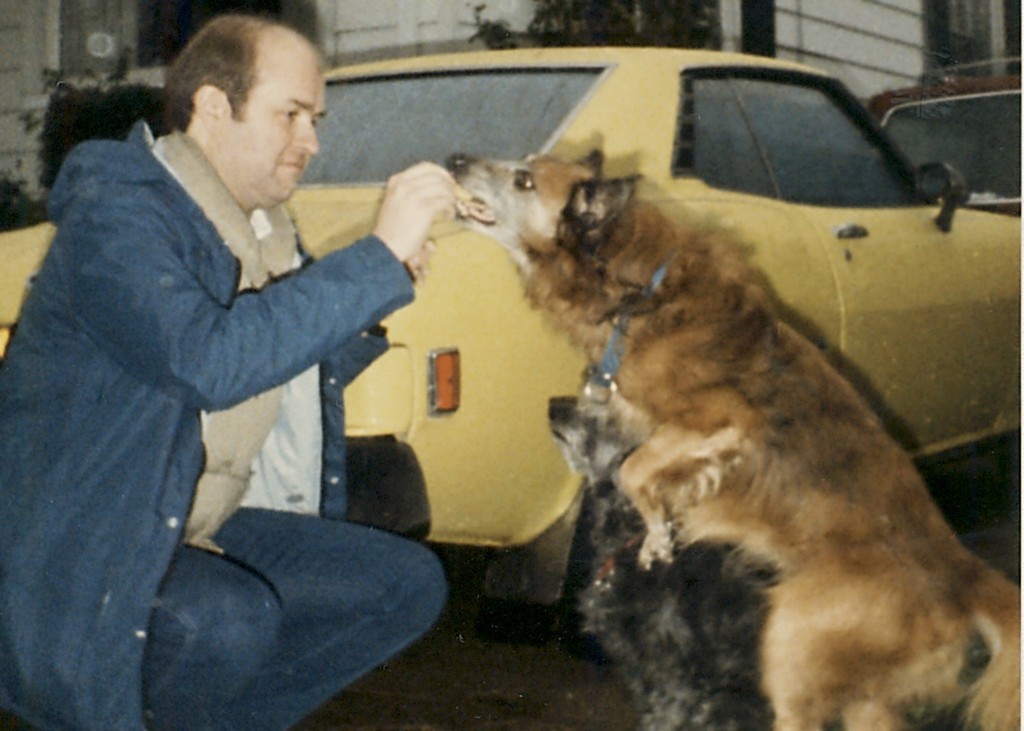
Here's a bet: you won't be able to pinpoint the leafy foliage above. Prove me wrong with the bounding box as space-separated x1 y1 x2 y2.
0 175 46 232
39 84 166 189
470 5 521 50
473 0 722 50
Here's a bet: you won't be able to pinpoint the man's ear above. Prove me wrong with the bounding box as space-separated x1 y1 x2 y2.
191 84 232 124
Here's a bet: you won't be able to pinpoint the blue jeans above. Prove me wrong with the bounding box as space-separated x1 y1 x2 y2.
142 508 448 730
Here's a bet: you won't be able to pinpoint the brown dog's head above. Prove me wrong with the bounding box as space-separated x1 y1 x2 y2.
447 150 638 273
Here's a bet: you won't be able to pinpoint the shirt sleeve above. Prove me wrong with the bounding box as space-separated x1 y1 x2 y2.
62 192 413 411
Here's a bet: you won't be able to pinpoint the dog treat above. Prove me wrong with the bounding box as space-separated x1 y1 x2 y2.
453 184 496 224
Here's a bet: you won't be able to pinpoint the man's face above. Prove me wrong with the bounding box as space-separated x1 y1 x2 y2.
208 28 325 212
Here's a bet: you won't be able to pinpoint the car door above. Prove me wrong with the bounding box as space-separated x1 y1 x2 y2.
669 68 1019 453
290 65 604 547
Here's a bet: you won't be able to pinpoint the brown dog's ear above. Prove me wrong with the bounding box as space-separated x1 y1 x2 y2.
562 175 639 256
579 150 604 175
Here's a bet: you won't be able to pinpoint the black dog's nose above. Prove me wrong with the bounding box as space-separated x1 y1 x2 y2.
548 396 578 428
446 153 474 175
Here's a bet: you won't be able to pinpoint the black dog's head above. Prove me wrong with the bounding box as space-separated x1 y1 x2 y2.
549 396 638 485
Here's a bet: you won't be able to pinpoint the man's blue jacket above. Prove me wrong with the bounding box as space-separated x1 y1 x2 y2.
0 124 414 729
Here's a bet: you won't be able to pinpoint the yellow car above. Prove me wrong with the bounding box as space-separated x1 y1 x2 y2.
1 48 1018 603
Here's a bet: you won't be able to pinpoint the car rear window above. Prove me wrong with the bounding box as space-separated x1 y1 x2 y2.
675 71 915 207
883 91 1021 205
303 67 605 185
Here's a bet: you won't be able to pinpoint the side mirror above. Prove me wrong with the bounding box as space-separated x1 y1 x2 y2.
916 162 968 233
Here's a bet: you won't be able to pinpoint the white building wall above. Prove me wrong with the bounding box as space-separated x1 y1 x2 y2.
774 0 925 98
304 0 535 63
0 0 58 192
314 0 927 97
716 0 1010 98
315 1 1003 100
719 0 744 53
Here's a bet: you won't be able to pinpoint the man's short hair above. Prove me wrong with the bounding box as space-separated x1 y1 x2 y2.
164 14 310 132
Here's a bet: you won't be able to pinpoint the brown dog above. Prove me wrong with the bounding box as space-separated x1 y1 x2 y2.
448 151 1020 731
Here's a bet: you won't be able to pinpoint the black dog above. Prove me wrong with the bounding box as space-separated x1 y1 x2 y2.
550 396 776 730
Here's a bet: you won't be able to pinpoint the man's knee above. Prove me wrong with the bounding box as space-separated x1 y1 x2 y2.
388 542 448 630
196 565 281 667
147 550 282 685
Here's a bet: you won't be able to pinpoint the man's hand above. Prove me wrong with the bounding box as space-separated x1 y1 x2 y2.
373 162 456 265
405 239 437 284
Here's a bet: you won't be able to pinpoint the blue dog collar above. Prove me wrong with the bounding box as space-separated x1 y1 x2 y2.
585 259 671 401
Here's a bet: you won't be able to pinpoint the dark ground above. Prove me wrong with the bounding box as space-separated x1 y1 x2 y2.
3 525 1014 731
301 434 1023 730
296 569 640 731
300 518 1022 731
0 440 1019 730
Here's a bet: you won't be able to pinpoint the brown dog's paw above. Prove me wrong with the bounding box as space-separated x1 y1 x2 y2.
637 523 674 569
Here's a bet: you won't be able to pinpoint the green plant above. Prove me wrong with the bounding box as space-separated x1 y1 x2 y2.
472 0 722 50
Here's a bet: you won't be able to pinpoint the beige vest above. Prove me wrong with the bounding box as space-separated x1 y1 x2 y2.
153 132 299 553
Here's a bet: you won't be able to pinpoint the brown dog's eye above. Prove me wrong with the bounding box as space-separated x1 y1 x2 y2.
514 170 535 191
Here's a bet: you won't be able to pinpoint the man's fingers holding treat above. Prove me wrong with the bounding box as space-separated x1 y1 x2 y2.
452 184 496 225
374 163 456 263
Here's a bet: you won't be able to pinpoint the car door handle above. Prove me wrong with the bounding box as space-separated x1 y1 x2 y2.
833 223 869 239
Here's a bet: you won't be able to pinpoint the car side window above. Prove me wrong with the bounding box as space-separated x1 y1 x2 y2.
883 92 1021 205
304 68 604 185
675 72 915 207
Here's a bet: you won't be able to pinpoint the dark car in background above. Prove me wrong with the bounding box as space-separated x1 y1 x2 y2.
870 58 1021 216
